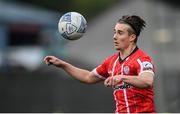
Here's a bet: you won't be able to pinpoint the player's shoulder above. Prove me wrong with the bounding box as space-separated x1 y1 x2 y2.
135 49 156 73
137 48 151 58
105 53 118 60
136 48 153 61
103 53 118 63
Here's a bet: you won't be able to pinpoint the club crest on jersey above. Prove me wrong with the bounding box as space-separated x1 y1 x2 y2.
142 61 153 71
123 66 130 74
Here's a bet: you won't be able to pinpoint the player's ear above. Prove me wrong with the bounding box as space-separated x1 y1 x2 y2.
130 34 136 42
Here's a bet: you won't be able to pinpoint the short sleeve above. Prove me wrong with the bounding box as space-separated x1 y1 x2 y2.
136 56 155 76
91 57 109 80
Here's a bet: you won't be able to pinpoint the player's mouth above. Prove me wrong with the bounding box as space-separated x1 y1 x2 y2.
114 42 119 46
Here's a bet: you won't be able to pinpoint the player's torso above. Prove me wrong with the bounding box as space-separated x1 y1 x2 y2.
106 49 155 113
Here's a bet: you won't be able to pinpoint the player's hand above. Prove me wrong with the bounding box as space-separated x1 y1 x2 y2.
44 56 66 67
104 75 123 87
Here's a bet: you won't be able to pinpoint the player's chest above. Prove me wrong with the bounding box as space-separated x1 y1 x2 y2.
107 57 137 76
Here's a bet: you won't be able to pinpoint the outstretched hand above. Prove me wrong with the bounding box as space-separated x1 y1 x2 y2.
44 56 66 67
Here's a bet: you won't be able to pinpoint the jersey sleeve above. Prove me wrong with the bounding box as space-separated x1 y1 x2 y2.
91 57 109 80
136 56 155 76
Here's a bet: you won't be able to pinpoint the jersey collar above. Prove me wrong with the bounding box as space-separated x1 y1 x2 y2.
118 46 139 63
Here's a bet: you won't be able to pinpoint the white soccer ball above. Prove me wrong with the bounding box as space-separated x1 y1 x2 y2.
58 12 87 40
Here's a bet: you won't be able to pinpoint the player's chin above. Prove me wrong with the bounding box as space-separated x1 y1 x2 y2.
114 46 121 51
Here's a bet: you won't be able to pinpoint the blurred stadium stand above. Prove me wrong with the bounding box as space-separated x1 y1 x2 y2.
0 1 69 71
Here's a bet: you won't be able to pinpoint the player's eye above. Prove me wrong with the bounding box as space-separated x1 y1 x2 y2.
118 30 123 34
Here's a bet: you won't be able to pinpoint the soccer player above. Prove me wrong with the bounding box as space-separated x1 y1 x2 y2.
44 15 156 113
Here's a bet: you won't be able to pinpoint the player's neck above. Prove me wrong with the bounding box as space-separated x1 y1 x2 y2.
119 44 137 60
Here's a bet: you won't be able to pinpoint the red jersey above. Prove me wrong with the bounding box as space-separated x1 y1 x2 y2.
92 47 155 113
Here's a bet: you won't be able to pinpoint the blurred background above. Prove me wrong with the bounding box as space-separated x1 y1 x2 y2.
0 0 180 113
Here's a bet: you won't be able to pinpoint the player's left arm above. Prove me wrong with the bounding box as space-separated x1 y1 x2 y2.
104 72 154 88
104 57 155 89
123 72 154 88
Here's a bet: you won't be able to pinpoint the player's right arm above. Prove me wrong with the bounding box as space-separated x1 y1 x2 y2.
44 56 102 84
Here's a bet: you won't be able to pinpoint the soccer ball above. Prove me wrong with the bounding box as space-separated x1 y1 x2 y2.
58 12 87 40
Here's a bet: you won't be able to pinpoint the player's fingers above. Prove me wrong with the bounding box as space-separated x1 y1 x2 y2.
44 56 50 62
104 79 107 85
44 56 54 61
44 56 53 65
48 59 55 65
104 78 109 87
45 60 51 65
110 77 113 86
105 77 116 86
104 77 111 87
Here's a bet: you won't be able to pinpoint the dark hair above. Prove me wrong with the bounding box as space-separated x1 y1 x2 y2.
118 15 146 43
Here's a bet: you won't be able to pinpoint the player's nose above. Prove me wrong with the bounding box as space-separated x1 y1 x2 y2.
113 34 117 40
